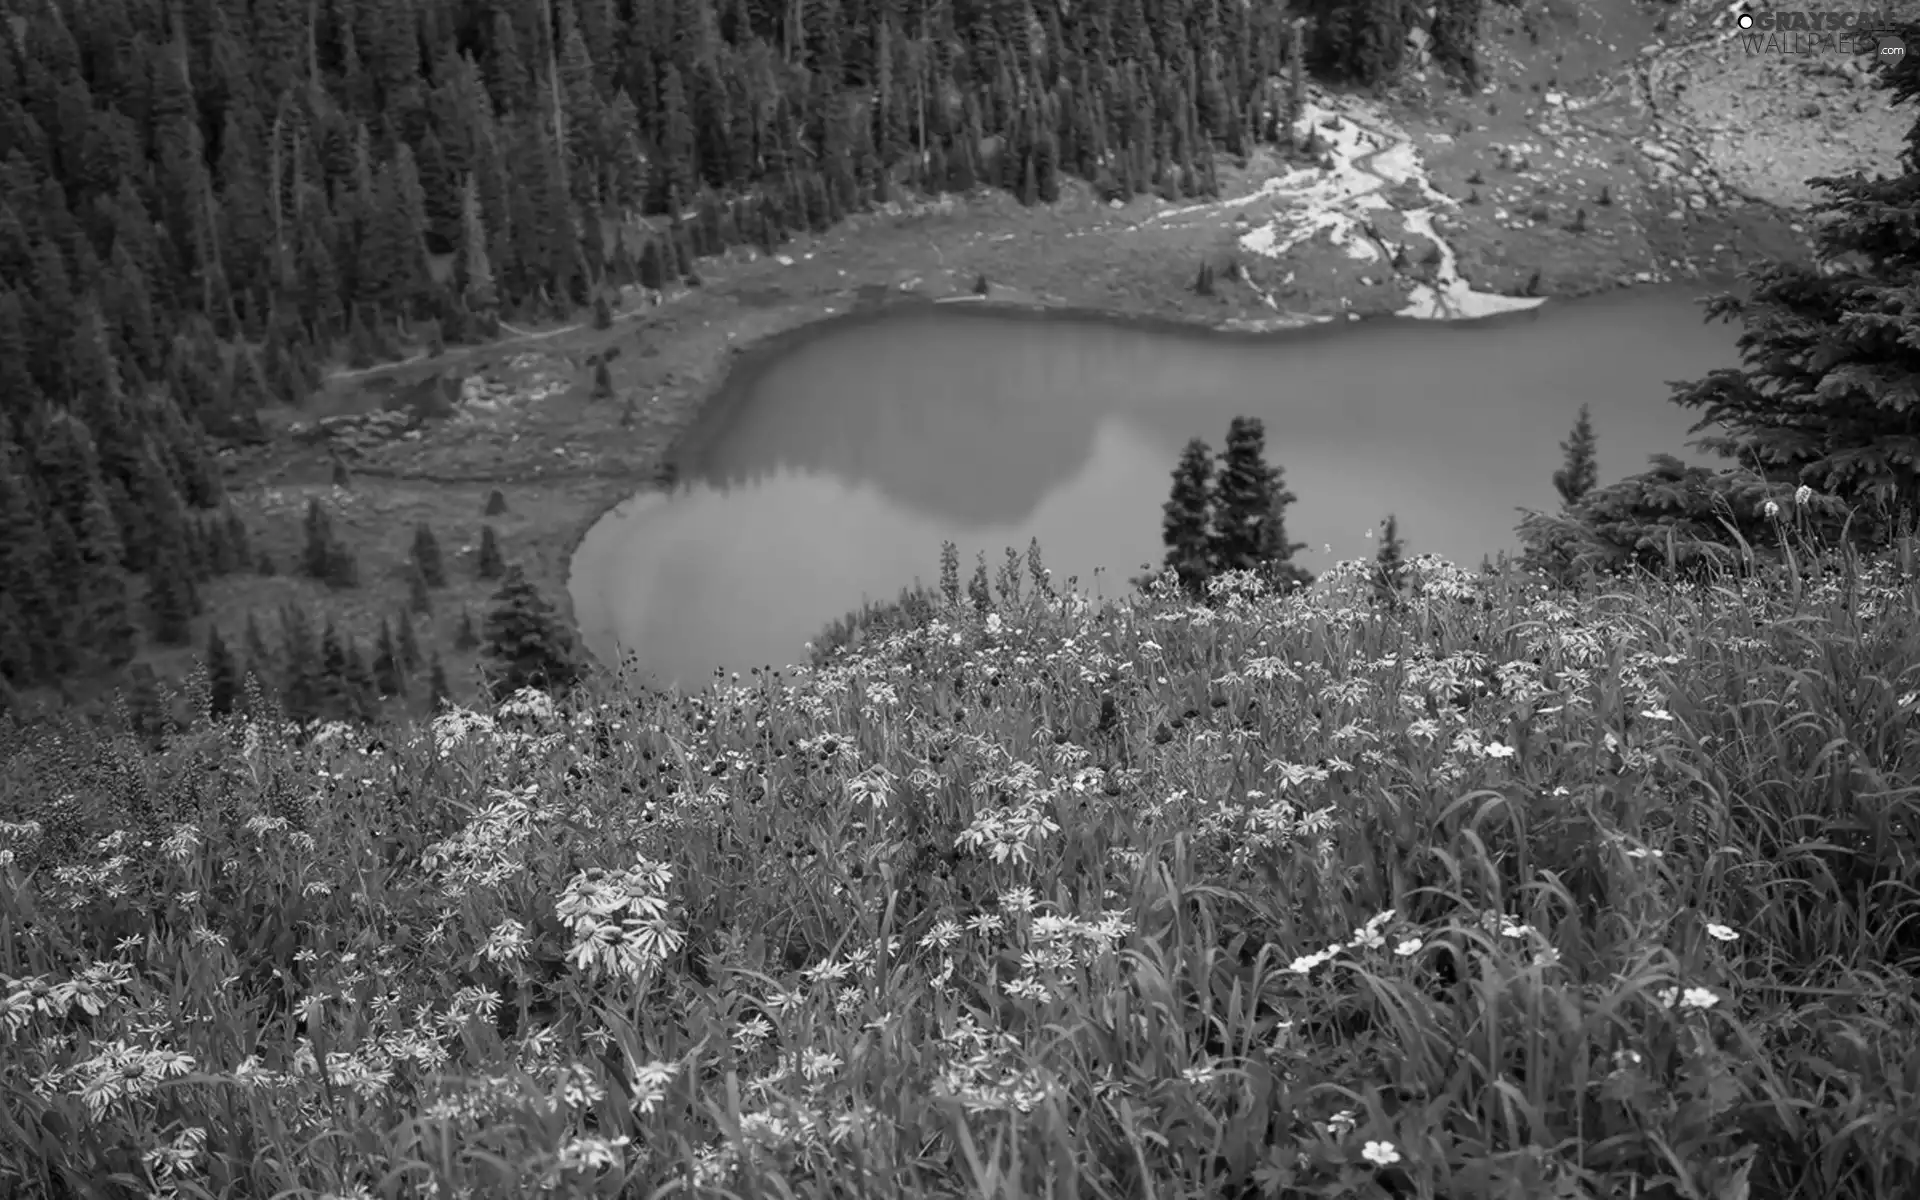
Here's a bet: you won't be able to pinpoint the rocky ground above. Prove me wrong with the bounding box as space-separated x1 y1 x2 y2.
187 0 1907 702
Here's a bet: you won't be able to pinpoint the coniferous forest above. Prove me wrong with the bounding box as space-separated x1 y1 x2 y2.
0 0 1474 701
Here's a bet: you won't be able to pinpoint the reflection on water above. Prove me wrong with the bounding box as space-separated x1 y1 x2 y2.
571 286 1741 688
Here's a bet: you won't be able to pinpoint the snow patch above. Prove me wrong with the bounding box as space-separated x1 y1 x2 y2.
1395 209 1545 320
1230 90 1546 321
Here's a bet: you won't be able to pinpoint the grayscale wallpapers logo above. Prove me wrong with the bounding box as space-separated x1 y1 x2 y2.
1735 11 1906 60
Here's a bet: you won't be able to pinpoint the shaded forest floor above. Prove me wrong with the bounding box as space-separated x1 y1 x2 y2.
187 0 1894 708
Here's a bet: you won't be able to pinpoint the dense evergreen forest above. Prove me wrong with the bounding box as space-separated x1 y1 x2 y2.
0 0 1473 700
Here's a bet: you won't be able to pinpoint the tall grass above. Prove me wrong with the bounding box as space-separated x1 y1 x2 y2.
3 532 1918 1199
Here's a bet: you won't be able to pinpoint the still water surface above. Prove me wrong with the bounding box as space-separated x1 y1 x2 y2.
570 285 1741 687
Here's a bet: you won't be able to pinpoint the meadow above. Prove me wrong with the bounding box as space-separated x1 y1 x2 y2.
3 529 1918 1200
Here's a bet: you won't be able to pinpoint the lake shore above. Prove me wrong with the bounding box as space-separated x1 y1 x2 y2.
211 12 1839 700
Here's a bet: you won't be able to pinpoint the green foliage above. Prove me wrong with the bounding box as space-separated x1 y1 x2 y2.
395 610 423 672
1666 78 1920 542
7 546 1920 1199
1527 39 1919 576
204 624 240 718
477 525 506 580
1372 513 1406 606
1158 420 1313 600
301 499 335 582
1553 404 1599 508
408 564 435 615
428 653 453 710
1193 260 1217 296
480 565 584 701
1213 416 1312 593
1162 438 1216 597
374 618 406 699
411 523 446 588
455 607 480 652
1429 0 1484 87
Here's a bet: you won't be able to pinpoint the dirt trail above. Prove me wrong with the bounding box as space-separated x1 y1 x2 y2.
324 304 660 384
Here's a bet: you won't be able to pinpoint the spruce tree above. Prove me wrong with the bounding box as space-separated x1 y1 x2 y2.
1553 405 1599 508
317 621 351 721
1256 468 1313 594
638 240 665 290
0 447 62 683
1211 417 1269 575
74 482 139 669
342 637 379 721
481 565 584 700
1372 514 1407 607
280 606 321 725
325 541 360 589
1665 37 1920 544
1161 438 1215 597
396 609 423 671
409 563 434 614
412 522 446 586
374 618 405 697
477 524 506 579
302 498 335 580
206 625 240 717
429 653 453 710
456 607 480 650
244 611 276 682
145 527 199 646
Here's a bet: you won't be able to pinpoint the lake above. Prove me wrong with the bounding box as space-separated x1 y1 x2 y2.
570 285 1742 687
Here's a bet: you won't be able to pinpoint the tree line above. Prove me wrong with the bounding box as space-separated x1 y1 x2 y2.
0 0 1472 701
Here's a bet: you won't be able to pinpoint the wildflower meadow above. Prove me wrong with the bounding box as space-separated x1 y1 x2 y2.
3 538 1919 1199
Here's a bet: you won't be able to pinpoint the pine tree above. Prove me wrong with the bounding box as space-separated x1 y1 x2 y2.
485 489 508 516
0 439 62 683
1256 467 1313 594
303 498 335 580
456 607 480 650
481 565 584 700
637 239 666 290
411 522 446 586
396 609 423 671
317 621 351 721
206 624 241 717
146 530 198 646
245 612 276 682
1210 416 1310 592
409 563 435 614
1161 438 1215 597
1210 417 1277 574
477 524 506 579
1666 43 1920 545
429 653 453 710
374 618 405 697
325 540 360 590
1372 515 1407 607
342 637 379 720
1553 405 1599 508
280 605 321 725
457 174 498 314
